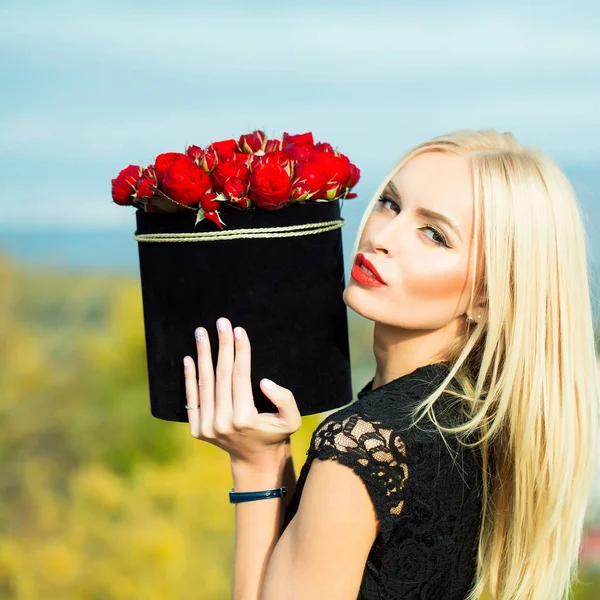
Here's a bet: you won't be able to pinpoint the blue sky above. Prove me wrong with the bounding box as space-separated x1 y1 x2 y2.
0 0 599 229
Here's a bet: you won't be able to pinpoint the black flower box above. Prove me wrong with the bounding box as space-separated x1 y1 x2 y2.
134 199 353 422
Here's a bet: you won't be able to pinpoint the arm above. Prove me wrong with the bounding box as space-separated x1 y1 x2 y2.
230 438 297 600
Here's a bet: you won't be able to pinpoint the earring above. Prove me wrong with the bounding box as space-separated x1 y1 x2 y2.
466 314 482 323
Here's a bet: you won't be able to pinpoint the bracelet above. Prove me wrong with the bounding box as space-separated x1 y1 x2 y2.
229 486 288 504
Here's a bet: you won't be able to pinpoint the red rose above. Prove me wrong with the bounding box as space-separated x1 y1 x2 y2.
283 143 315 163
291 162 328 201
210 159 249 192
248 162 292 210
315 142 335 154
154 152 187 185
282 131 314 147
162 156 212 205
186 145 203 163
199 147 218 173
209 139 239 161
251 151 293 177
238 130 267 153
223 178 251 208
264 138 283 152
111 165 142 206
313 151 351 184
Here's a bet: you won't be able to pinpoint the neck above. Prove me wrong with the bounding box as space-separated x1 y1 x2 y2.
371 320 457 389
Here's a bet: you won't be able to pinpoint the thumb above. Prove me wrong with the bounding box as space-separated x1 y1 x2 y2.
260 379 301 426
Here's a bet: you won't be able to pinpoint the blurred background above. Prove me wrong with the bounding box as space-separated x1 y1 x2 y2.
1 1 599 598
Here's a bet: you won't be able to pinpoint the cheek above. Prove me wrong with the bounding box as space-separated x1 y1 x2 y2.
401 254 468 301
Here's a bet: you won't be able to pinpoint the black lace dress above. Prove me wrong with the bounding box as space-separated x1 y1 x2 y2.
280 361 483 600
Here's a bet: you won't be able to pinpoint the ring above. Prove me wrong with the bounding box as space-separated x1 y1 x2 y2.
185 404 200 409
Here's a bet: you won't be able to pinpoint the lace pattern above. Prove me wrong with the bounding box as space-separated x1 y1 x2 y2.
310 413 409 534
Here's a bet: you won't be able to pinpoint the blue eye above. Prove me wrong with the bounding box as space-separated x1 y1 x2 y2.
376 195 449 248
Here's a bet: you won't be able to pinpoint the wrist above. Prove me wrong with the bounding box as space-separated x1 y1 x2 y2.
230 444 290 487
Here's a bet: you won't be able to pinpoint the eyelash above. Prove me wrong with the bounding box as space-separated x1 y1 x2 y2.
376 195 450 248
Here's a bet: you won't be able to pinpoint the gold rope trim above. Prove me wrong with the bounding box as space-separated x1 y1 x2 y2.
133 218 345 242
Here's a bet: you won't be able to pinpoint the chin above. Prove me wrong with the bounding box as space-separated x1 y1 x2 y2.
342 285 377 321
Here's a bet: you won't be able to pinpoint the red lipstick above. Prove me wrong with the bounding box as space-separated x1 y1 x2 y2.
351 253 387 287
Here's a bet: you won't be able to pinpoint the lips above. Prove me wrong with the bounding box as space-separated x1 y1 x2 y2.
354 253 386 285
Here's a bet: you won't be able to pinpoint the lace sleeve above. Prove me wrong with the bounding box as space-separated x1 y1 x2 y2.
308 412 409 538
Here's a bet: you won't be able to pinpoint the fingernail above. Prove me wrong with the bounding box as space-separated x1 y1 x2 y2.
233 327 242 340
195 328 204 342
184 357 190 366
217 318 227 332
262 378 276 389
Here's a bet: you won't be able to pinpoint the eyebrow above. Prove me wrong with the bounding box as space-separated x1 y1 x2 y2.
386 180 463 243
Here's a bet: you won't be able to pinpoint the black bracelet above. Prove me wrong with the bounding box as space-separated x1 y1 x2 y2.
229 486 288 504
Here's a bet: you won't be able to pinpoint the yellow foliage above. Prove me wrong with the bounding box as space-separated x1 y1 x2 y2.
1 254 597 599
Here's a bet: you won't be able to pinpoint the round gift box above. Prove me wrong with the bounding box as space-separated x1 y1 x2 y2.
134 199 353 422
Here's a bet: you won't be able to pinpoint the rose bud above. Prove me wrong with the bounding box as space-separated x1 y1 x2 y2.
346 161 361 188
200 191 221 212
142 164 157 183
208 139 239 161
315 142 335 154
282 131 314 147
290 162 328 201
111 165 142 206
154 152 187 185
248 162 292 210
223 177 251 208
238 129 267 153
324 180 344 200
210 159 249 193
134 175 155 199
202 209 225 230
264 138 283 153
199 147 218 173
162 156 213 206
186 145 204 163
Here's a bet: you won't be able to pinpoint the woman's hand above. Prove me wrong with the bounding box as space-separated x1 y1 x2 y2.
183 317 302 465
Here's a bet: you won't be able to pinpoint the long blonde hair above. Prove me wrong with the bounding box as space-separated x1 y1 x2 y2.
351 129 600 600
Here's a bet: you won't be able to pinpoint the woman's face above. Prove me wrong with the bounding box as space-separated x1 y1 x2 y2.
343 150 483 332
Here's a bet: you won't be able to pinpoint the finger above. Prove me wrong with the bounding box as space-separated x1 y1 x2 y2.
214 317 234 429
195 326 215 429
232 326 255 426
183 355 201 434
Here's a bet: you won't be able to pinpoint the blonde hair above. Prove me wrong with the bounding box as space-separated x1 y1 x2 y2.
351 129 600 600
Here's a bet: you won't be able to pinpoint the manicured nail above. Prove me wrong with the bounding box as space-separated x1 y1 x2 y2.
217 318 227 332
184 357 190 366
195 328 204 342
233 327 242 340
262 378 276 389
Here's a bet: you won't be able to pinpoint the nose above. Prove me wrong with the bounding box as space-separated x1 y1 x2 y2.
367 214 403 256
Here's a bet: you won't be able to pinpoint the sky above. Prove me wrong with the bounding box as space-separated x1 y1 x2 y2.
1 0 599 231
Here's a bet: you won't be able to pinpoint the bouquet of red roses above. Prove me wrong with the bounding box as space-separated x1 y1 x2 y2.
111 130 360 229
112 129 356 423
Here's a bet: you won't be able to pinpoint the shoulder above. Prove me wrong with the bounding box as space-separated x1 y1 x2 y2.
305 407 413 538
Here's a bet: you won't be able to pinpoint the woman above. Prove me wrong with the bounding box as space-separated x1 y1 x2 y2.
183 129 599 599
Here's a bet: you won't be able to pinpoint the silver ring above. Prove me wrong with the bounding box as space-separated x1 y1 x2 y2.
185 404 200 409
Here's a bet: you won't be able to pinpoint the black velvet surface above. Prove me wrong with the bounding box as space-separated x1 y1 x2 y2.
134 200 353 422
